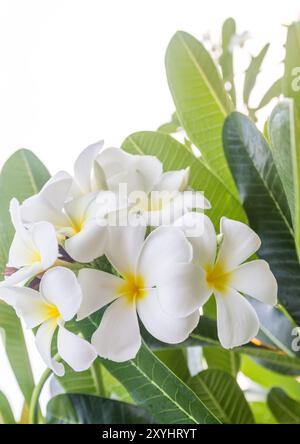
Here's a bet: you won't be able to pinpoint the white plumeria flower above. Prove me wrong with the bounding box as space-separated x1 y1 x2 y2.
21 172 115 263
0 267 96 376
96 148 210 226
174 213 278 349
2 198 58 286
77 225 203 362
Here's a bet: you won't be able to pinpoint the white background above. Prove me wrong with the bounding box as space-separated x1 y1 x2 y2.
0 0 299 419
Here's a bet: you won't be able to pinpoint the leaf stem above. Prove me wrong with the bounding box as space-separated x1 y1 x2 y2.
29 366 53 424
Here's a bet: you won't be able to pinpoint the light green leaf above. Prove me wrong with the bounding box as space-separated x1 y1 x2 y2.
157 112 180 134
269 99 300 261
165 31 237 196
284 21 300 114
0 390 15 424
256 77 282 111
267 388 300 424
0 149 50 277
0 302 35 405
219 17 236 106
46 394 155 424
122 131 246 227
189 369 254 424
250 402 277 424
223 112 300 325
203 347 240 377
243 43 270 106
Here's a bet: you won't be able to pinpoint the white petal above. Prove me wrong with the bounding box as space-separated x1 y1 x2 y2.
215 288 260 349
39 171 73 209
105 225 146 275
30 222 58 268
137 226 192 287
0 286 50 328
1 263 42 286
77 268 123 320
64 193 97 228
9 198 35 255
137 289 200 343
97 148 163 193
230 260 277 306
218 218 261 270
74 141 105 193
92 297 141 362
40 267 82 321
174 212 217 267
57 324 96 372
64 220 107 263
8 232 36 267
157 263 210 317
35 318 64 376
153 168 190 192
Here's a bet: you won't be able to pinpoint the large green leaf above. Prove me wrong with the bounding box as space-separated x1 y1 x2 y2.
243 44 270 107
101 343 219 424
165 31 237 196
122 131 246 227
189 369 254 424
284 21 300 114
0 390 15 424
267 388 300 424
203 347 240 377
46 394 154 424
269 99 300 261
0 302 35 405
219 17 236 106
223 112 300 325
0 149 50 277
155 349 190 382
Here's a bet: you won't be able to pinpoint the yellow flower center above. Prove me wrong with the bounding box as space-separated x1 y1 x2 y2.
46 304 61 320
205 262 231 292
137 192 173 213
118 273 147 304
70 218 85 234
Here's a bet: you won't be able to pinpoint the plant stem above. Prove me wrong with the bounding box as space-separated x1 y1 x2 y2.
29 367 52 424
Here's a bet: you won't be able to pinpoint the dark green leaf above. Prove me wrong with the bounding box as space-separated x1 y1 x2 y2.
203 347 240 377
267 388 300 424
223 112 300 325
189 369 254 424
46 394 155 424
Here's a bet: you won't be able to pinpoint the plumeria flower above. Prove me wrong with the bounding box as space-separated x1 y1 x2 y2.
1 198 58 286
174 213 278 349
77 225 203 362
21 174 117 264
96 148 210 226
0 267 96 376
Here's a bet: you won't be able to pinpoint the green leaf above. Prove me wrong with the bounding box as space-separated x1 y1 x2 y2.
267 388 300 424
58 361 104 396
0 149 50 277
158 112 180 134
165 31 237 196
219 17 237 106
0 149 49 406
269 99 300 261
46 394 155 424
284 21 300 114
0 302 35 405
122 131 246 227
101 343 219 424
0 391 15 424
250 402 277 424
256 77 282 111
155 349 190 382
189 369 254 424
241 355 300 401
243 44 270 106
223 112 300 325
203 347 240 377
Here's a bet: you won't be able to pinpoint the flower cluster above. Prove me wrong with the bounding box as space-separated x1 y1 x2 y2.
0 142 278 374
